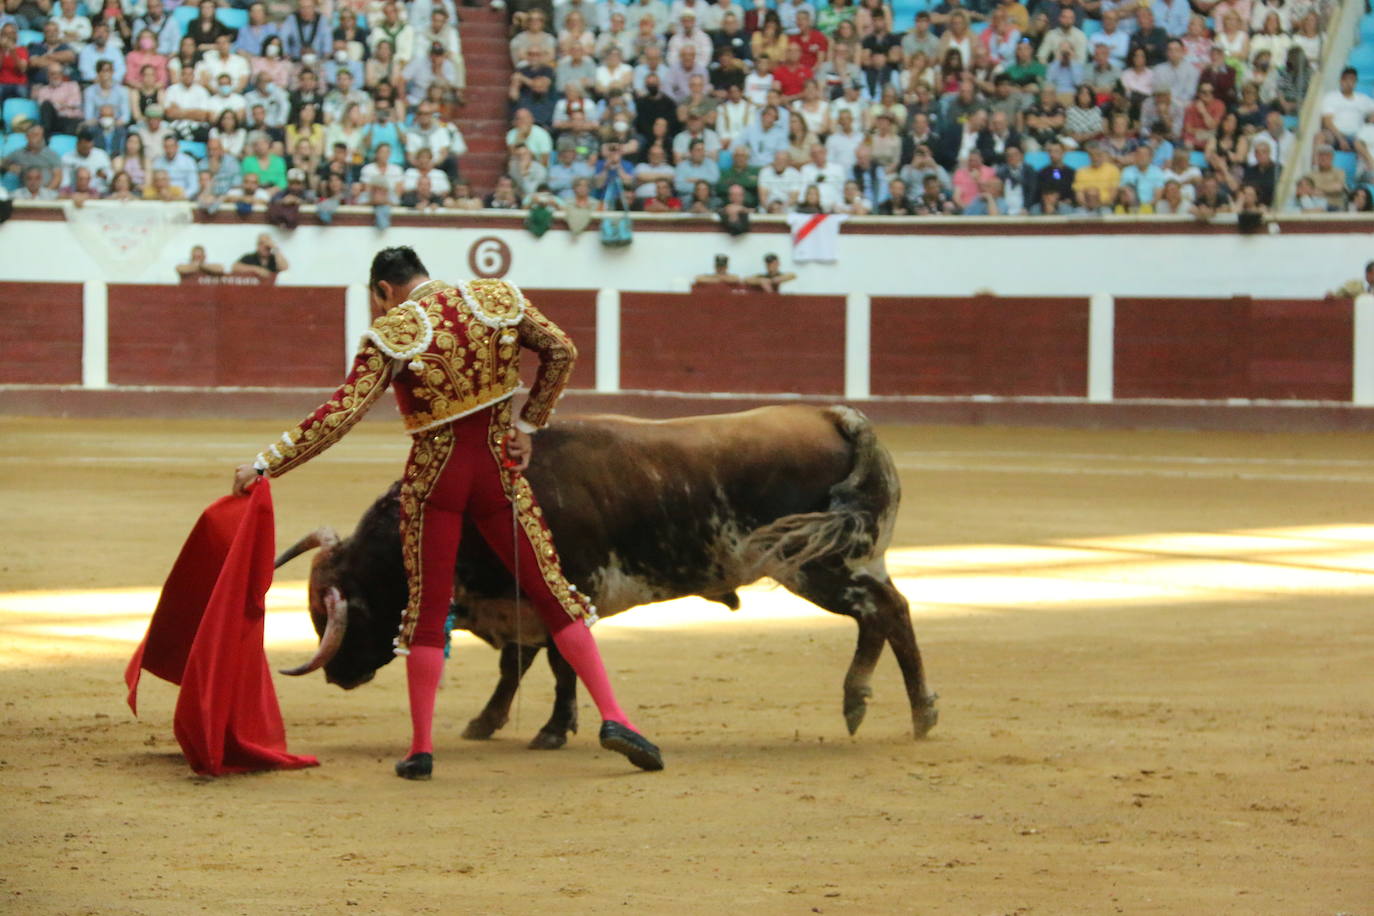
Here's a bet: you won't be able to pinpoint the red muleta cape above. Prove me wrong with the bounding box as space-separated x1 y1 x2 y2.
125 480 318 775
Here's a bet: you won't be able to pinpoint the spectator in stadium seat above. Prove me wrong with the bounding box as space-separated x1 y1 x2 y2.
1320 67 1374 152
163 63 211 139
241 130 288 188
142 166 185 199
369 2 415 70
547 142 593 198
1152 0 1191 39
597 12 636 64
876 176 914 214
1288 175 1327 212
357 140 402 201
715 143 759 207
28 20 76 86
225 169 272 206
670 111 720 162
673 137 719 195
798 141 844 209
1071 142 1119 206
1119 143 1166 207
406 101 466 179
244 70 289 130
0 23 31 102
15 163 57 198
1240 140 1277 206
1152 178 1193 214
736 102 787 167
1087 9 1128 68
35 62 81 134
405 41 461 107
235 2 277 58
1304 145 1349 211
1199 45 1237 107
1191 173 1233 216
201 134 239 193
282 0 330 63
1140 87 1184 140
663 42 708 104
197 34 248 93
510 10 555 69
757 147 802 211
914 173 958 214
1182 81 1224 148
555 40 597 95
901 142 950 195
996 143 1036 213
678 72 718 128
61 125 112 191
951 149 994 207
508 142 548 198
596 45 634 96
1035 139 1075 198
3 122 60 189
1151 39 1198 104
1127 7 1168 66
508 48 556 125
1037 7 1086 65
50 0 90 52
506 106 553 165
84 58 130 124
150 134 197 192
641 176 681 211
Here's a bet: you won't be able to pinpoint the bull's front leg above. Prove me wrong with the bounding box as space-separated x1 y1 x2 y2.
528 642 579 750
462 643 541 740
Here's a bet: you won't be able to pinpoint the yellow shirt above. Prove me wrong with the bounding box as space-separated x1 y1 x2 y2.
1073 162 1121 198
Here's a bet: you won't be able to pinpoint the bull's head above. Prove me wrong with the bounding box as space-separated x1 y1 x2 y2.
275 524 403 689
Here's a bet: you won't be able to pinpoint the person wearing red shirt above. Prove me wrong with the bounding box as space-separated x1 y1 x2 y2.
0 23 31 102
772 42 813 100
642 176 682 210
788 9 829 71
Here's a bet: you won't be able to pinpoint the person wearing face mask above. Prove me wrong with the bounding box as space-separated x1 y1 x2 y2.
244 71 290 131
133 0 183 58
252 36 293 89
197 33 250 93
207 73 247 120
83 59 131 127
124 28 167 88
283 0 331 64
235 3 278 58
323 38 364 88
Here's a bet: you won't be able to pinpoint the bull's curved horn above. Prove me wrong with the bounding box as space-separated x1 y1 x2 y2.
279 586 348 676
274 526 341 569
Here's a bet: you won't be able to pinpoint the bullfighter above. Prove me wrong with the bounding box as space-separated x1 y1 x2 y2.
232 246 663 779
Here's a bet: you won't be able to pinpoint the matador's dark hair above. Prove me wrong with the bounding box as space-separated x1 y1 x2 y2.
369 246 429 297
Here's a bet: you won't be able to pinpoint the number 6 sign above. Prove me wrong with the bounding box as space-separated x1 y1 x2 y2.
468 236 512 278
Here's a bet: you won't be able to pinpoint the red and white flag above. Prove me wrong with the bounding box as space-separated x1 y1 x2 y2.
787 213 847 263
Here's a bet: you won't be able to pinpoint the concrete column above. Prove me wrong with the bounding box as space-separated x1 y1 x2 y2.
1354 294 1374 405
844 292 870 400
1087 292 1115 402
344 284 371 372
82 280 108 389
595 288 620 393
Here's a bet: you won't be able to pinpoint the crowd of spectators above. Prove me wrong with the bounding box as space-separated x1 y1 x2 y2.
0 0 1369 218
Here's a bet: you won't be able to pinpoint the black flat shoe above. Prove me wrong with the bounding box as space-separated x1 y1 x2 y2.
599 722 664 771
394 752 433 780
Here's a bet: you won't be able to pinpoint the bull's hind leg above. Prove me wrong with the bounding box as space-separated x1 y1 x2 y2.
462 643 541 740
529 642 580 750
780 562 938 739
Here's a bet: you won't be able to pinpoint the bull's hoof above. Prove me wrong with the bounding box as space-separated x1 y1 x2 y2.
843 685 874 736
461 717 502 740
912 694 940 739
527 730 568 750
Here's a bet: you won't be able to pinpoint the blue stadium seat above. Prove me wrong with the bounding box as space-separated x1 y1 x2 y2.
1063 149 1091 169
1081 19 1102 37
1189 150 1208 169
717 148 731 167
1333 150 1358 184
1346 46 1374 74
1360 13 1374 39
17 29 42 47
1 132 25 155
49 133 78 156
1 171 18 192
217 8 248 30
1282 114 1298 131
1025 149 1050 170
970 21 988 36
181 140 207 159
3 97 39 131
172 5 199 30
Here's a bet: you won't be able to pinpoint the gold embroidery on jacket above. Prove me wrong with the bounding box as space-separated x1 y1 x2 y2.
394 424 458 652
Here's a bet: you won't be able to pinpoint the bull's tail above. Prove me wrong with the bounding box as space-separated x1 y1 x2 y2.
742 406 900 581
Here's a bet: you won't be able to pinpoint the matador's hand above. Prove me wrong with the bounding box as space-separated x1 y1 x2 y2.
504 427 532 472
232 464 260 496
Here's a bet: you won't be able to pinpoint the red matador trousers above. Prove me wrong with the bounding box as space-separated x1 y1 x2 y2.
394 401 594 653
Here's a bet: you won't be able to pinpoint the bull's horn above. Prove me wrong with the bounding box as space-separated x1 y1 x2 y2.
279 586 348 676
274 526 341 569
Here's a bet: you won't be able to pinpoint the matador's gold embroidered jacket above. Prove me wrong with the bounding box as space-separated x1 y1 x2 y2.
252 278 577 477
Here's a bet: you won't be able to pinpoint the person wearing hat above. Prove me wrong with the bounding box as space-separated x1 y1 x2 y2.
61 126 114 194
744 253 795 292
403 38 461 107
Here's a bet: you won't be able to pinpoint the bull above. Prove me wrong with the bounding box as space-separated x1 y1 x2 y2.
274 405 939 748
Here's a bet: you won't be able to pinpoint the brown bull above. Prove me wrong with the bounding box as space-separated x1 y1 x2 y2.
276 405 938 748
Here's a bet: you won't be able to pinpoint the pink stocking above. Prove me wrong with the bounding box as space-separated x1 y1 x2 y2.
406 645 446 755
551 621 636 732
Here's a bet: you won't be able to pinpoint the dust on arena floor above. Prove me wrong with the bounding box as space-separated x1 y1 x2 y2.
1 415 1371 914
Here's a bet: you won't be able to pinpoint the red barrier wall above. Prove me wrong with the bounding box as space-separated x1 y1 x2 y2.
870 296 1090 397
520 288 597 392
619 290 846 394
1114 298 1353 401
0 281 84 384
106 284 346 387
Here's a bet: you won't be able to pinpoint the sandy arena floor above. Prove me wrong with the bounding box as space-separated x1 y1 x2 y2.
0 414 1371 915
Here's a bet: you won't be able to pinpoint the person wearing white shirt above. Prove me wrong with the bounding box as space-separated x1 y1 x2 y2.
743 57 773 107
829 82 867 124
164 65 213 134
714 84 755 150
402 147 452 195
1250 109 1295 165
414 7 463 76
207 74 247 119
404 102 466 175
369 1 415 68
666 13 712 66
49 0 91 51
797 142 844 210
357 142 404 203
1321 67 1374 147
758 149 803 212
595 47 634 96
195 35 251 92
61 128 113 192
670 0 721 32
824 109 863 171
595 12 636 63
